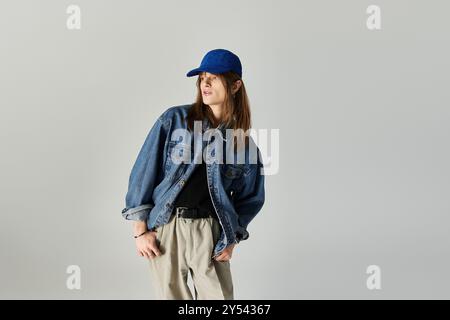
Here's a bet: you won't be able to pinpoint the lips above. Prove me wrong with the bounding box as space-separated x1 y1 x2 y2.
203 90 212 95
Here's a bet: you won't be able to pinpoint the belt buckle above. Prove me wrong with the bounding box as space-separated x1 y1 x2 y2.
176 206 189 217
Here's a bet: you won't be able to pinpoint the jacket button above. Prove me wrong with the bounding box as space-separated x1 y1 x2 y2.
180 179 185 186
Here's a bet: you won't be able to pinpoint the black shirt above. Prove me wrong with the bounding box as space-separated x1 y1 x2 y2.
173 161 218 218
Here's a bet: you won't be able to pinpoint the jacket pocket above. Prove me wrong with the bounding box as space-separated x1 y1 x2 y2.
220 164 245 191
221 164 245 180
165 141 190 174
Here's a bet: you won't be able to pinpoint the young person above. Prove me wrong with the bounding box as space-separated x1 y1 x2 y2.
122 49 265 300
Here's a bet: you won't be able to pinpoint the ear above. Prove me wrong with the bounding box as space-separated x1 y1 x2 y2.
232 80 242 94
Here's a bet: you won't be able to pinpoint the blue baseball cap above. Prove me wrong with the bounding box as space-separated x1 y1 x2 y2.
186 48 242 78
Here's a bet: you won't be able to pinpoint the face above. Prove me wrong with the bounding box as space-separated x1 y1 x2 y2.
199 72 226 107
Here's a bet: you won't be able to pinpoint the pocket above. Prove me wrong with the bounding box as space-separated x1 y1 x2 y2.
152 227 164 256
164 141 176 174
220 164 245 191
165 141 191 175
211 217 221 243
221 164 244 180
154 226 161 241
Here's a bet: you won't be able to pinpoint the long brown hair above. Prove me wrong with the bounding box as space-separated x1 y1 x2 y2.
186 71 252 148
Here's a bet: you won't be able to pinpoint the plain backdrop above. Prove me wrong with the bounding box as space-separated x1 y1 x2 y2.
1 0 449 299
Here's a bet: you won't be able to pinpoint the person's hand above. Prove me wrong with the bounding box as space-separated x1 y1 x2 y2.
214 243 236 262
135 231 161 259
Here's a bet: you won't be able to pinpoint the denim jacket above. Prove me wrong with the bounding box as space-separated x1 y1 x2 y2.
121 104 265 258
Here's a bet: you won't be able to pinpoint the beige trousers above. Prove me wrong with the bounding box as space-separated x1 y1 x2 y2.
148 212 234 300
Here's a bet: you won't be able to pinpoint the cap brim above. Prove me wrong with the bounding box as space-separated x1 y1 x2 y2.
186 67 203 77
186 66 229 77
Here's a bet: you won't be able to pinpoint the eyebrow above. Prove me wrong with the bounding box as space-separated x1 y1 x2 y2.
200 73 216 78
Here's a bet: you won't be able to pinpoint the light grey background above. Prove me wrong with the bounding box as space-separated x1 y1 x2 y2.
1 0 449 299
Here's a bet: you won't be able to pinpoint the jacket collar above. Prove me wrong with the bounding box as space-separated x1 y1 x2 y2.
202 117 229 139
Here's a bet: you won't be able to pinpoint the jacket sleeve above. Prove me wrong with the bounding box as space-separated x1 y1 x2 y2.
233 148 265 243
121 113 168 221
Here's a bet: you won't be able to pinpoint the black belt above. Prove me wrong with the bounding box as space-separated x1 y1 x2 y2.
172 206 217 219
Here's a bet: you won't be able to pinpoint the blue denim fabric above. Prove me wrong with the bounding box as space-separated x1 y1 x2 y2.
122 104 265 258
